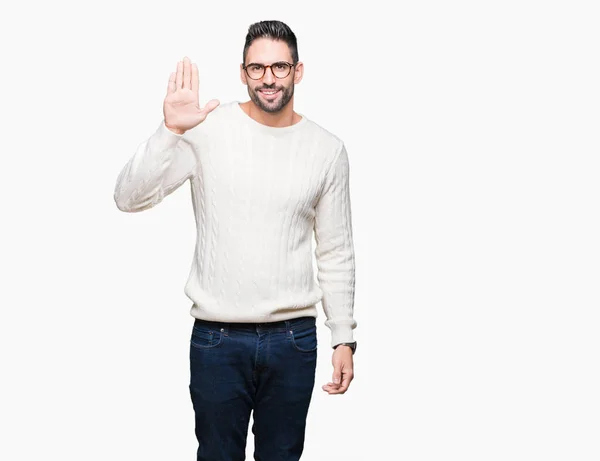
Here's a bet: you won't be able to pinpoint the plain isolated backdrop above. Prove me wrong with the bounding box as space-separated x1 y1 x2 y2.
1 1 599 460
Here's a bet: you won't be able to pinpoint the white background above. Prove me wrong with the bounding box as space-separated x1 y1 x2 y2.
1 1 599 460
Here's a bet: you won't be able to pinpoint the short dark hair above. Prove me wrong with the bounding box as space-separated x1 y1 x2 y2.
242 20 299 65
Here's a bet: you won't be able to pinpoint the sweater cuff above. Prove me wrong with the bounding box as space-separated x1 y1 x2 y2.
328 321 356 348
152 120 185 151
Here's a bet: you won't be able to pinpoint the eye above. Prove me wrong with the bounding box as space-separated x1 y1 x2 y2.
249 64 262 71
275 63 287 70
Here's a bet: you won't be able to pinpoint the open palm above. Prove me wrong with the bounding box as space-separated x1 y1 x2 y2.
163 56 220 134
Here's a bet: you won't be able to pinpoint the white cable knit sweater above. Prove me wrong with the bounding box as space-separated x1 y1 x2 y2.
114 101 356 347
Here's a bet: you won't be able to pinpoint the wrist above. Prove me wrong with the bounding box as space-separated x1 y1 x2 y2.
164 122 186 135
333 341 357 355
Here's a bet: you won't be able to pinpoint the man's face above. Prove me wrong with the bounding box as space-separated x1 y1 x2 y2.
241 38 302 113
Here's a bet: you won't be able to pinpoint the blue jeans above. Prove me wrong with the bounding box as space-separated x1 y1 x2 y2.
188 315 318 461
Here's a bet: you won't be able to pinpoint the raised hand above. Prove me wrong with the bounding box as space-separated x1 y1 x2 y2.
163 56 220 134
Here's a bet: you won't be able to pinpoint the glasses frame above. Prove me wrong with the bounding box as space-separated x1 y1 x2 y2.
242 61 297 80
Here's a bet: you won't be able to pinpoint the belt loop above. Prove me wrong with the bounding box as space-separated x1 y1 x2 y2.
285 319 291 332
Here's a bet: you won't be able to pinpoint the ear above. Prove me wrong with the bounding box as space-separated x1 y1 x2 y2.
293 61 304 85
240 63 248 85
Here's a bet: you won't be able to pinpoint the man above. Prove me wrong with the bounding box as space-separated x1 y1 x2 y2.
114 20 357 461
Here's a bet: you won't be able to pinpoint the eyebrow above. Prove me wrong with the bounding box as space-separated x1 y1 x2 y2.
247 61 288 65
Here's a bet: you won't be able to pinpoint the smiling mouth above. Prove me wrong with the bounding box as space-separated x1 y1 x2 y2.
259 89 280 97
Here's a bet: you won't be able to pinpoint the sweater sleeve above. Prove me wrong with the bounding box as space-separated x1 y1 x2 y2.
314 143 357 348
113 120 198 212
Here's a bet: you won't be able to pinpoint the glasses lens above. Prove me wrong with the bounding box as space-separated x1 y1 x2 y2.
247 64 264 79
272 63 291 78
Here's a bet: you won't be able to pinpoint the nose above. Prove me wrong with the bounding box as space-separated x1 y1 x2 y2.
262 66 276 84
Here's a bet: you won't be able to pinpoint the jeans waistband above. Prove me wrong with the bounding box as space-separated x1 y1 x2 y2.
193 315 316 334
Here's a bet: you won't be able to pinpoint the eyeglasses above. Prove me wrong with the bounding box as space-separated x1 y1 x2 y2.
242 61 296 80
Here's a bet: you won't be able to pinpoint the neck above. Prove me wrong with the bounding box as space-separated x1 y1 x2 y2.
241 99 301 128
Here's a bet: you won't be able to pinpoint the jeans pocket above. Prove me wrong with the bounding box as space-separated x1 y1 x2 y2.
290 324 318 352
190 324 223 349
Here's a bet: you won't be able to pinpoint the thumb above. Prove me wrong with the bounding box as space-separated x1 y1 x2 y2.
332 365 342 385
202 99 220 115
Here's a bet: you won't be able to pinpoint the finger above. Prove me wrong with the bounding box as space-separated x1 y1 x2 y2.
167 72 176 94
322 381 339 390
326 378 351 394
326 387 348 395
191 63 199 95
324 381 344 389
183 56 191 90
323 367 353 393
323 385 345 395
176 60 183 89
201 99 221 115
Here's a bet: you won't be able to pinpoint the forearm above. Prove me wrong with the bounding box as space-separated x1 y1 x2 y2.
317 245 356 348
113 120 195 212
